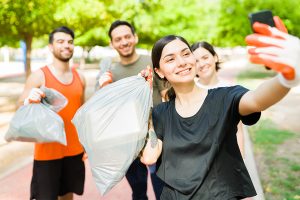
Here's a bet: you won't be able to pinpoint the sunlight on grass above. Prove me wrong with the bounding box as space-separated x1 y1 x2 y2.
248 120 294 153
236 67 276 90
248 119 299 199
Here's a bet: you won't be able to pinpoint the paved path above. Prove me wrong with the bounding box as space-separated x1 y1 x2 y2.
0 160 155 200
0 59 266 199
0 68 156 199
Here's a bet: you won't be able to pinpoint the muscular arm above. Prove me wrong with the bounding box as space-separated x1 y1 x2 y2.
17 70 44 108
239 77 290 116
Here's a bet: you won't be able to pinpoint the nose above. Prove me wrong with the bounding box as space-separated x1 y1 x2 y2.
196 59 205 68
63 41 72 48
120 38 129 46
176 55 186 67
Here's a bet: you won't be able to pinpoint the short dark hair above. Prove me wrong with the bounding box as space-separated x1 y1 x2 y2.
108 20 135 40
191 41 221 71
49 26 74 44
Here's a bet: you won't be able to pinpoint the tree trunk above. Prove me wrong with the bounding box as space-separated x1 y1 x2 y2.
25 35 33 77
80 47 86 69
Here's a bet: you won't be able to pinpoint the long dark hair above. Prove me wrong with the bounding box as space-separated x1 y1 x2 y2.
151 35 191 101
191 41 221 71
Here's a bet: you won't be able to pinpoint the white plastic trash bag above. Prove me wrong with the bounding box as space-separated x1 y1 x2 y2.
72 76 152 195
5 87 67 145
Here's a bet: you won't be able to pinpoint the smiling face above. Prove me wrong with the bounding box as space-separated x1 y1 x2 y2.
193 47 218 81
110 25 138 58
155 39 197 85
49 32 74 62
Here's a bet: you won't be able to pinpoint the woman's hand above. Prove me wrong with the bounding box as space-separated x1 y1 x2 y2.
246 18 300 88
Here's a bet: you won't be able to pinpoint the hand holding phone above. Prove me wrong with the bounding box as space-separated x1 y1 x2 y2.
247 11 296 81
249 10 275 70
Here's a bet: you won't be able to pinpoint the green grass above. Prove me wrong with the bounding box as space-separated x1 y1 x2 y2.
238 68 276 80
237 68 300 200
248 120 294 153
248 120 299 200
236 68 275 90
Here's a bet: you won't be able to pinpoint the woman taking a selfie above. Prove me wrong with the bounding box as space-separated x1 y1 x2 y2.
140 21 300 199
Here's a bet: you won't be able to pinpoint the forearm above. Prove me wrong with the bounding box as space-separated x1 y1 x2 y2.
140 129 162 165
240 77 290 115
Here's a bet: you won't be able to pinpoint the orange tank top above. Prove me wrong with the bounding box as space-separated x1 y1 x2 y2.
34 66 84 160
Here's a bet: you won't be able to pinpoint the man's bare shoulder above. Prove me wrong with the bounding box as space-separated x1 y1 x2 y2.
26 69 44 86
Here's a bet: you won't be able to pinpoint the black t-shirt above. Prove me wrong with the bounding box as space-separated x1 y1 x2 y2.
152 85 261 200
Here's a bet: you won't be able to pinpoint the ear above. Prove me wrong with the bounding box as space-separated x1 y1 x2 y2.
154 67 164 79
109 41 114 49
48 44 53 52
134 33 139 44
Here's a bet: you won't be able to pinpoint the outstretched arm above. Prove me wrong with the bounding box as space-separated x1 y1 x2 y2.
239 77 289 116
240 21 300 116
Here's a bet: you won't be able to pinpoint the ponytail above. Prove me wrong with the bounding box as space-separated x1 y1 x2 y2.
165 87 176 101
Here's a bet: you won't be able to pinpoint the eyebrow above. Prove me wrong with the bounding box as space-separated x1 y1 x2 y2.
55 38 74 42
163 47 189 59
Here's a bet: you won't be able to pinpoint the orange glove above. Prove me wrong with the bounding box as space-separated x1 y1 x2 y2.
245 16 299 83
98 71 113 88
24 88 46 105
138 65 153 88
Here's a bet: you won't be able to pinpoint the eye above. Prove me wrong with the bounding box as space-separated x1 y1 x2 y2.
125 35 132 39
203 55 209 60
166 58 174 63
114 38 121 42
183 50 191 57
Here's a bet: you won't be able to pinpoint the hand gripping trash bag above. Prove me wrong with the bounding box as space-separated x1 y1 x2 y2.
5 87 68 145
72 76 152 195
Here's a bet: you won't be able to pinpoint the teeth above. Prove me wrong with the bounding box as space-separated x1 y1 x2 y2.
178 69 190 75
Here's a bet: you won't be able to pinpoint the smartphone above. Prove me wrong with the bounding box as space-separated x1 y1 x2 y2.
248 10 275 70
248 10 275 32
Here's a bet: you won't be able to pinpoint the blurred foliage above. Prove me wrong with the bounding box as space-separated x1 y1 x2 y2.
1 0 300 49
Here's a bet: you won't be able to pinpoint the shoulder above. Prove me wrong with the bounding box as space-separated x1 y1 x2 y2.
27 68 45 86
73 68 86 88
138 54 152 65
208 85 249 104
153 101 172 117
211 85 248 94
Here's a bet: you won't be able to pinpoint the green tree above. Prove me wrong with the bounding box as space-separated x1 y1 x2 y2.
212 0 300 46
0 0 63 76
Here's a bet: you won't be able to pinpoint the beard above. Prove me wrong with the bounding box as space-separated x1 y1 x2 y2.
118 46 135 58
57 56 72 62
53 50 73 62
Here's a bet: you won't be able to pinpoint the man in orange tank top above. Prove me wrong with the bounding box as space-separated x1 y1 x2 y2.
18 26 86 200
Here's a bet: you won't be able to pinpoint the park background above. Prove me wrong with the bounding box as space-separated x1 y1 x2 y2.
0 0 299 199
